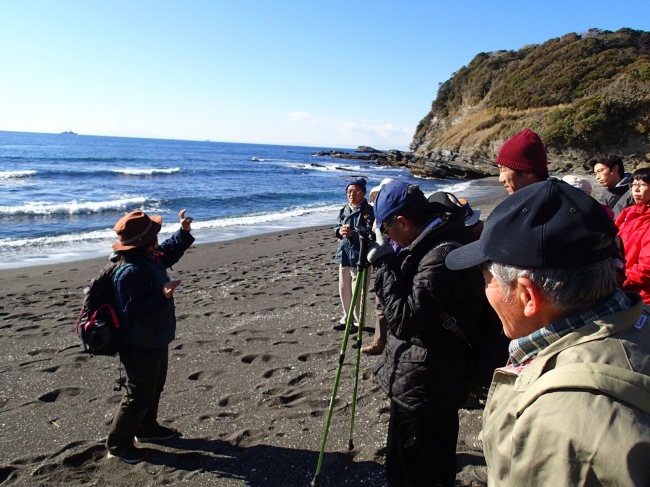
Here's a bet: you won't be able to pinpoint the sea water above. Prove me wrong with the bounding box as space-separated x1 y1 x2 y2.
0 131 499 269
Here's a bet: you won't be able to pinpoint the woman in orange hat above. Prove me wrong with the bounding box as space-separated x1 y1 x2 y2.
106 209 194 463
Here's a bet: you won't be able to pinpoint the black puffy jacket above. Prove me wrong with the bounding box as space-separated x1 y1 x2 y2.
372 215 490 414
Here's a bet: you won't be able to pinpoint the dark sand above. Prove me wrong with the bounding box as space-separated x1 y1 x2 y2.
0 185 507 487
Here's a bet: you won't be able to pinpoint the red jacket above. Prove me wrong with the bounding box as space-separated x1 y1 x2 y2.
616 203 650 304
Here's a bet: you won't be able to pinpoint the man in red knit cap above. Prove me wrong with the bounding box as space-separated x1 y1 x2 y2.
496 129 549 194
468 128 549 484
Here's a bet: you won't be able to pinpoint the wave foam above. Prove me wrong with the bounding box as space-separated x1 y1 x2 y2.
111 168 180 176
190 204 342 230
0 204 339 252
0 170 37 179
0 197 147 215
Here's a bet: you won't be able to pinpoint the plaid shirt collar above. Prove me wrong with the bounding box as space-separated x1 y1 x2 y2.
509 289 631 367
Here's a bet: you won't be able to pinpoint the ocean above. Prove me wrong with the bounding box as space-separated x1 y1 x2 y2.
0 131 500 269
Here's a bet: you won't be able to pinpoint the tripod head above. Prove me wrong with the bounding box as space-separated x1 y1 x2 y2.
356 226 371 270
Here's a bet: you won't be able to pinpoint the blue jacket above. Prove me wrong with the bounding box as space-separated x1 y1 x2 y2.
114 229 194 350
334 199 374 267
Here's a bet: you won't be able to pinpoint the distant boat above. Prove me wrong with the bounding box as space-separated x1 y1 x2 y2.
60 130 78 135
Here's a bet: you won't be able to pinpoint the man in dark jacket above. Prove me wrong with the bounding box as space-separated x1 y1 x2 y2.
368 182 490 487
106 209 194 463
589 153 634 217
333 178 374 330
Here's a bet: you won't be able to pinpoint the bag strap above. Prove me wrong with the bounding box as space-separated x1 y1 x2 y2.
430 240 469 343
516 363 650 418
85 303 121 331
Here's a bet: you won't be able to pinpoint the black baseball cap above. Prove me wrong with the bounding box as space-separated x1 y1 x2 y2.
445 179 618 270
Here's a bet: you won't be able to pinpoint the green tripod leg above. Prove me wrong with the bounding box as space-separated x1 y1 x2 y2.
310 265 367 487
347 266 368 451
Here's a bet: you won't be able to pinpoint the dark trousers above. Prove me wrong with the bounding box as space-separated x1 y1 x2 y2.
385 402 459 487
106 346 169 454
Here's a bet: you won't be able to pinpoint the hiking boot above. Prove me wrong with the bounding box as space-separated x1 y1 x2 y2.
107 446 147 464
361 342 385 355
471 466 488 485
465 433 484 452
135 426 179 443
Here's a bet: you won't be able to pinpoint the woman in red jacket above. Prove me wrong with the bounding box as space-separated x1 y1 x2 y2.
616 167 650 304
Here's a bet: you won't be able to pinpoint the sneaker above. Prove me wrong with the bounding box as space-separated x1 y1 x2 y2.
471 466 488 485
465 433 484 452
135 426 179 443
107 447 147 464
361 342 385 355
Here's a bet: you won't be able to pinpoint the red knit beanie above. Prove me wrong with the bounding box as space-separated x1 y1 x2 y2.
496 129 548 174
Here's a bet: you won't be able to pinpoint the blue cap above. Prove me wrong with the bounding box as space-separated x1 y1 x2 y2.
374 181 420 228
346 178 367 193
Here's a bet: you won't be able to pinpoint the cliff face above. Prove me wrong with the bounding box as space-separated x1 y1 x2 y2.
411 28 650 171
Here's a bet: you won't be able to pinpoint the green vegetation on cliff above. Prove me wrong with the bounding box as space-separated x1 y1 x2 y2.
413 28 650 155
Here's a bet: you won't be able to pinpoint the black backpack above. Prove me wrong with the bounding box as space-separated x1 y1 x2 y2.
433 241 510 389
75 262 134 356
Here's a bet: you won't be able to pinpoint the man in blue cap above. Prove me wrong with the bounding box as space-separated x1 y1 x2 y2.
333 178 374 330
368 181 490 487
445 179 650 486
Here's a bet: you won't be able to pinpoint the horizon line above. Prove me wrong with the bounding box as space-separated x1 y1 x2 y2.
0 129 410 152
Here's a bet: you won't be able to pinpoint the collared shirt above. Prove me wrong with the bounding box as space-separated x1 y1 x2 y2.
508 289 631 366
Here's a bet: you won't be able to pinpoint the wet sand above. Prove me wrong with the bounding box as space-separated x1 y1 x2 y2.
0 184 507 486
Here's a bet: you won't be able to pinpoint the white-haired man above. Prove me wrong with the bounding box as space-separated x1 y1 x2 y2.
445 179 650 486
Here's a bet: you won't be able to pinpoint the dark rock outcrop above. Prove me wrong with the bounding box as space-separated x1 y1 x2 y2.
312 148 498 179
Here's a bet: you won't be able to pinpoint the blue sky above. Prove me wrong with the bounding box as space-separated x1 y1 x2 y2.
1 1 648 149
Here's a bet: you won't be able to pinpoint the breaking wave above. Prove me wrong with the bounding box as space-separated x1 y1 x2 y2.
0 197 148 215
111 168 181 176
0 170 37 179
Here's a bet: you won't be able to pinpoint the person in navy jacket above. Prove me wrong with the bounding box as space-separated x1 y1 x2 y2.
106 209 194 463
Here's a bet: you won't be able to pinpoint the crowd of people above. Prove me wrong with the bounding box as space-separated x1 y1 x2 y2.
333 128 650 486
101 128 650 486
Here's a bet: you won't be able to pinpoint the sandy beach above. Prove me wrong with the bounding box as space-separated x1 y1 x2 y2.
0 185 507 487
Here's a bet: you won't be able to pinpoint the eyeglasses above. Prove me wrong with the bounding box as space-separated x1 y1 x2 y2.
629 183 649 190
380 220 395 239
347 189 362 195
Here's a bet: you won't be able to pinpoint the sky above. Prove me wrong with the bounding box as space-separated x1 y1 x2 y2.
0 1 649 150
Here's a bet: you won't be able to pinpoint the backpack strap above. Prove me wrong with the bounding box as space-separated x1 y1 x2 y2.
112 263 134 312
516 363 650 418
430 240 469 343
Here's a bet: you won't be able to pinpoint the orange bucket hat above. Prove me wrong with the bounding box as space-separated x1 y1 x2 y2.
112 211 162 251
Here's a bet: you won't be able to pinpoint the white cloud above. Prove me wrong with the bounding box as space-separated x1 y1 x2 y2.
290 111 310 120
287 111 414 148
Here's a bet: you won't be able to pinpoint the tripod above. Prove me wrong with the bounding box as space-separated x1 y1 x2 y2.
311 226 371 487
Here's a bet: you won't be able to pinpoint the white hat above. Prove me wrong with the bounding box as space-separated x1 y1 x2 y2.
562 175 593 195
369 178 395 203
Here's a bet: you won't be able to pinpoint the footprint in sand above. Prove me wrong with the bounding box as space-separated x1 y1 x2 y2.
241 354 273 364
261 366 292 378
288 372 313 386
187 370 224 381
297 348 339 362
38 387 81 403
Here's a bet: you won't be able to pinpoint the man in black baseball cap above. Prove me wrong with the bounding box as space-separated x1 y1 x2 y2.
445 179 650 486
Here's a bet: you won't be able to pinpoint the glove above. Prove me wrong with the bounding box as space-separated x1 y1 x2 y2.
367 227 395 264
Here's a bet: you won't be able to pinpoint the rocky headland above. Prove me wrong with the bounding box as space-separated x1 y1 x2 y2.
315 28 650 180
